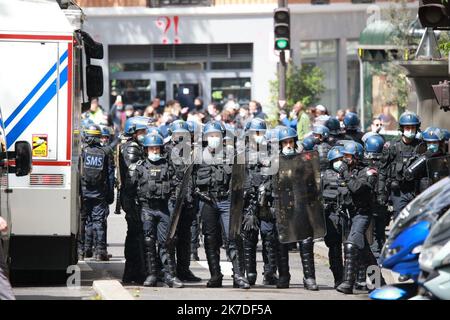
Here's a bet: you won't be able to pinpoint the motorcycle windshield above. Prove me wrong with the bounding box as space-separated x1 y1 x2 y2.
423 208 450 249
389 177 450 241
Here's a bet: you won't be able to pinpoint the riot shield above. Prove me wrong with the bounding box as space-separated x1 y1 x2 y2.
229 156 245 240
166 163 194 244
275 150 326 243
426 155 450 185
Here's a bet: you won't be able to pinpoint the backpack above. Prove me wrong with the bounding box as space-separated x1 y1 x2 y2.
82 146 107 186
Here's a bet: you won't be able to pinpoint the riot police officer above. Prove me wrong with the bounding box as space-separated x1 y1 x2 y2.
195 121 250 289
119 116 149 284
364 134 388 259
325 117 346 146
241 118 278 286
377 112 426 219
322 146 345 288
343 112 364 144
272 127 319 290
186 120 202 262
302 136 316 151
166 120 201 282
335 141 378 294
134 133 183 288
312 125 332 172
80 124 115 261
404 126 448 193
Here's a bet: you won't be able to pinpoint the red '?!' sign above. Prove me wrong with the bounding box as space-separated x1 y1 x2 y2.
155 16 180 44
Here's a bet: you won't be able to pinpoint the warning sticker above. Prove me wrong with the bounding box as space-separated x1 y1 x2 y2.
32 134 48 157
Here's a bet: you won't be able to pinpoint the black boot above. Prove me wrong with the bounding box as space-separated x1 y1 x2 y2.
262 233 278 285
276 243 290 289
336 243 359 294
328 244 343 289
356 243 383 292
229 240 251 289
204 235 223 288
243 231 258 285
162 246 184 288
299 238 319 291
354 264 369 293
177 232 201 282
142 237 158 287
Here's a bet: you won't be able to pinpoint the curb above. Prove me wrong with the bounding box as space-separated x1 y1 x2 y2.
93 280 135 300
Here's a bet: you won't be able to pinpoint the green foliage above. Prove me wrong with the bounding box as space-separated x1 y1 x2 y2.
438 31 450 58
270 63 325 110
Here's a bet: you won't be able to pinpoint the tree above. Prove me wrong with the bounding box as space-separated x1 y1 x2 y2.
270 63 325 109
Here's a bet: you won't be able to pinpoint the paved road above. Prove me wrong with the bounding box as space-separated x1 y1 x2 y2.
12 210 369 300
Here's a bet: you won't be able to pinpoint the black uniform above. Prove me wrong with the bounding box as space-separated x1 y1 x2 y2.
165 141 201 282
314 141 332 172
378 137 426 219
134 155 183 287
241 144 278 286
322 168 344 288
195 147 250 289
344 130 364 145
363 155 389 260
336 162 379 294
119 138 146 283
80 141 114 259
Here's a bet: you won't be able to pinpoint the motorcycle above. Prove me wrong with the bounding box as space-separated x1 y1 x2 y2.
369 177 450 300
414 208 450 300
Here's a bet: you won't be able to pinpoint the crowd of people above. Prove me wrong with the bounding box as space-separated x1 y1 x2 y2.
76 95 449 295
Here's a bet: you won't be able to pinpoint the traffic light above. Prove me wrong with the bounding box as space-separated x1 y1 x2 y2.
418 0 450 29
274 8 290 50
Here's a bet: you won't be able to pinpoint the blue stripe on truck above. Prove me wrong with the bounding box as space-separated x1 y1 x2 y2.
5 50 68 128
6 66 68 148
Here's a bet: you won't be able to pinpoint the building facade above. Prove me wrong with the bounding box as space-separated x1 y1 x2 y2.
79 0 418 114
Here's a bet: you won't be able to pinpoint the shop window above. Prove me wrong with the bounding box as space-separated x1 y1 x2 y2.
110 79 151 109
211 78 251 107
154 61 206 71
210 61 252 70
109 62 150 74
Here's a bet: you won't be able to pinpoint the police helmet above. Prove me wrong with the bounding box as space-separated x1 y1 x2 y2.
278 126 297 142
325 118 341 135
327 146 344 162
147 126 164 137
203 121 224 136
100 125 113 137
169 120 190 134
124 116 150 135
186 121 200 134
312 125 330 139
302 136 316 151
143 133 164 147
398 112 421 128
246 118 267 132
364 134 385 154
343 112 360 130
422 127 444 142
84 124 102 138
81 118 95 129
442 128 450 142
343 141 364 160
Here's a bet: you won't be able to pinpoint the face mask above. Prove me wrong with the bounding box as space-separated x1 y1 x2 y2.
333 160 343 172
148 153 161 162
427 143 439 153
403 130 416 139
126 111 133 117
137 134 145 144
207 136 221 149
282 146 295 156
254 135 264 144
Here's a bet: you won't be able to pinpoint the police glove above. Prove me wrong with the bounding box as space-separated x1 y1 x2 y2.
338 162 349 177
377 194 387 206
243 214 259 231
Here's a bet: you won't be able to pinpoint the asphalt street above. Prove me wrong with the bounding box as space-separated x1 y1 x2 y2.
12 208 368 300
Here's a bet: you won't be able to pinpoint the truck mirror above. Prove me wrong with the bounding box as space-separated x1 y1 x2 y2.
86 65 103 98
14 141 32 177
81 31 103 60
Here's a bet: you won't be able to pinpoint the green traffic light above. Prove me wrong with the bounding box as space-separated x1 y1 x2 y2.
276 39 289 50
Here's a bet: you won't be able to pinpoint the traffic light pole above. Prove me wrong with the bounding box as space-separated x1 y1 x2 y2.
278 0 287 109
